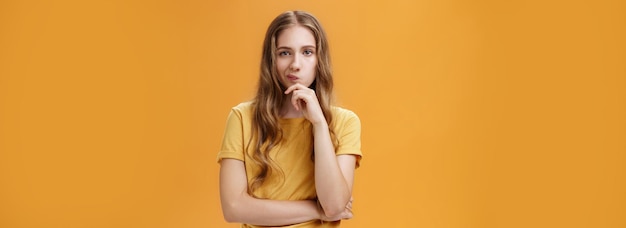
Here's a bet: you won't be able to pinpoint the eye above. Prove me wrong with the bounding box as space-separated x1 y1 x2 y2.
303 49 314 56
278 51 291 56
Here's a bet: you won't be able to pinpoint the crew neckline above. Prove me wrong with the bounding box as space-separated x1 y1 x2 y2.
278 117 308 124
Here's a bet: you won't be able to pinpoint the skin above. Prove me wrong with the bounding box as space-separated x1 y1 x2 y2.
219 25 357 226
278 25 356 218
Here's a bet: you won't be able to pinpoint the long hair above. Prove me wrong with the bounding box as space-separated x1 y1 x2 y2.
247 11 335 197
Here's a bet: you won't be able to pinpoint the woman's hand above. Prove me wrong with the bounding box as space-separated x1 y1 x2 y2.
318 197 354 222
284 83 325 125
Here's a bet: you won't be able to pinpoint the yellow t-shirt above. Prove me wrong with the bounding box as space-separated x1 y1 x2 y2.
217 101 362 228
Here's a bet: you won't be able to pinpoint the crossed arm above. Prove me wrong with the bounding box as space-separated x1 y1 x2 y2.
219 158 320 226
312 122 356 217
219 84 358 226
219 146 356 226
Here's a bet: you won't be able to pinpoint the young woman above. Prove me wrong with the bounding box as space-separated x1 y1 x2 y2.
217 11 362 228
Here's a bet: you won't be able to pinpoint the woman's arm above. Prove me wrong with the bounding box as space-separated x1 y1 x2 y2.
312 122 356 218
283 83 358 218
219 158 322 226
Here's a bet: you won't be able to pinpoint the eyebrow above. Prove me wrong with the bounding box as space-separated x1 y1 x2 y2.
276 45 316 50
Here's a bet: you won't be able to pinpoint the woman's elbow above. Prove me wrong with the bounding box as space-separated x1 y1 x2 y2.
221 201 242 223
222 211 237 223
220 190 253 223
322 204 346 218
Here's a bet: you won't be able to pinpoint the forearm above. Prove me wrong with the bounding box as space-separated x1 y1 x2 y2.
312 123 352 216
220 158 321 226
223 194 320 226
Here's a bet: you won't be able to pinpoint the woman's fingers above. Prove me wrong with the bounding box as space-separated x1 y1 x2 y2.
284 83 308 94
291 91 302 110
344 209 353 220
284 83 325 124
287 85 316 111
345 197 353 214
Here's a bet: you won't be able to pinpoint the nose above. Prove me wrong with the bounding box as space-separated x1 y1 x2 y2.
289 54 301 71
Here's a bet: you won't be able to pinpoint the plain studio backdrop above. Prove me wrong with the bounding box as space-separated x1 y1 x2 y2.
0 0 624 227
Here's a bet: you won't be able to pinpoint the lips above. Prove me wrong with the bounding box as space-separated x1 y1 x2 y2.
286 75 299 81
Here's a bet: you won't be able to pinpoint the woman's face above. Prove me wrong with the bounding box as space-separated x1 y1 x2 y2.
275 25 317 89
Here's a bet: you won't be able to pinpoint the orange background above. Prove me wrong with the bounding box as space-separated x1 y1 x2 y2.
1 0 625 227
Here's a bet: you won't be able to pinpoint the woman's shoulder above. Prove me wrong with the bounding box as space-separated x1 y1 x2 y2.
230 101 254 115
331 106 359 121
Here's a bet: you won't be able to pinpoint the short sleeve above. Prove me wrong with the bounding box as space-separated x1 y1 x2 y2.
335 110 363 168
216 109 245 163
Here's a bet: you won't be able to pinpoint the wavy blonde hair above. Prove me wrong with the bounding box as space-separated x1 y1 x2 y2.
247 11 335 197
